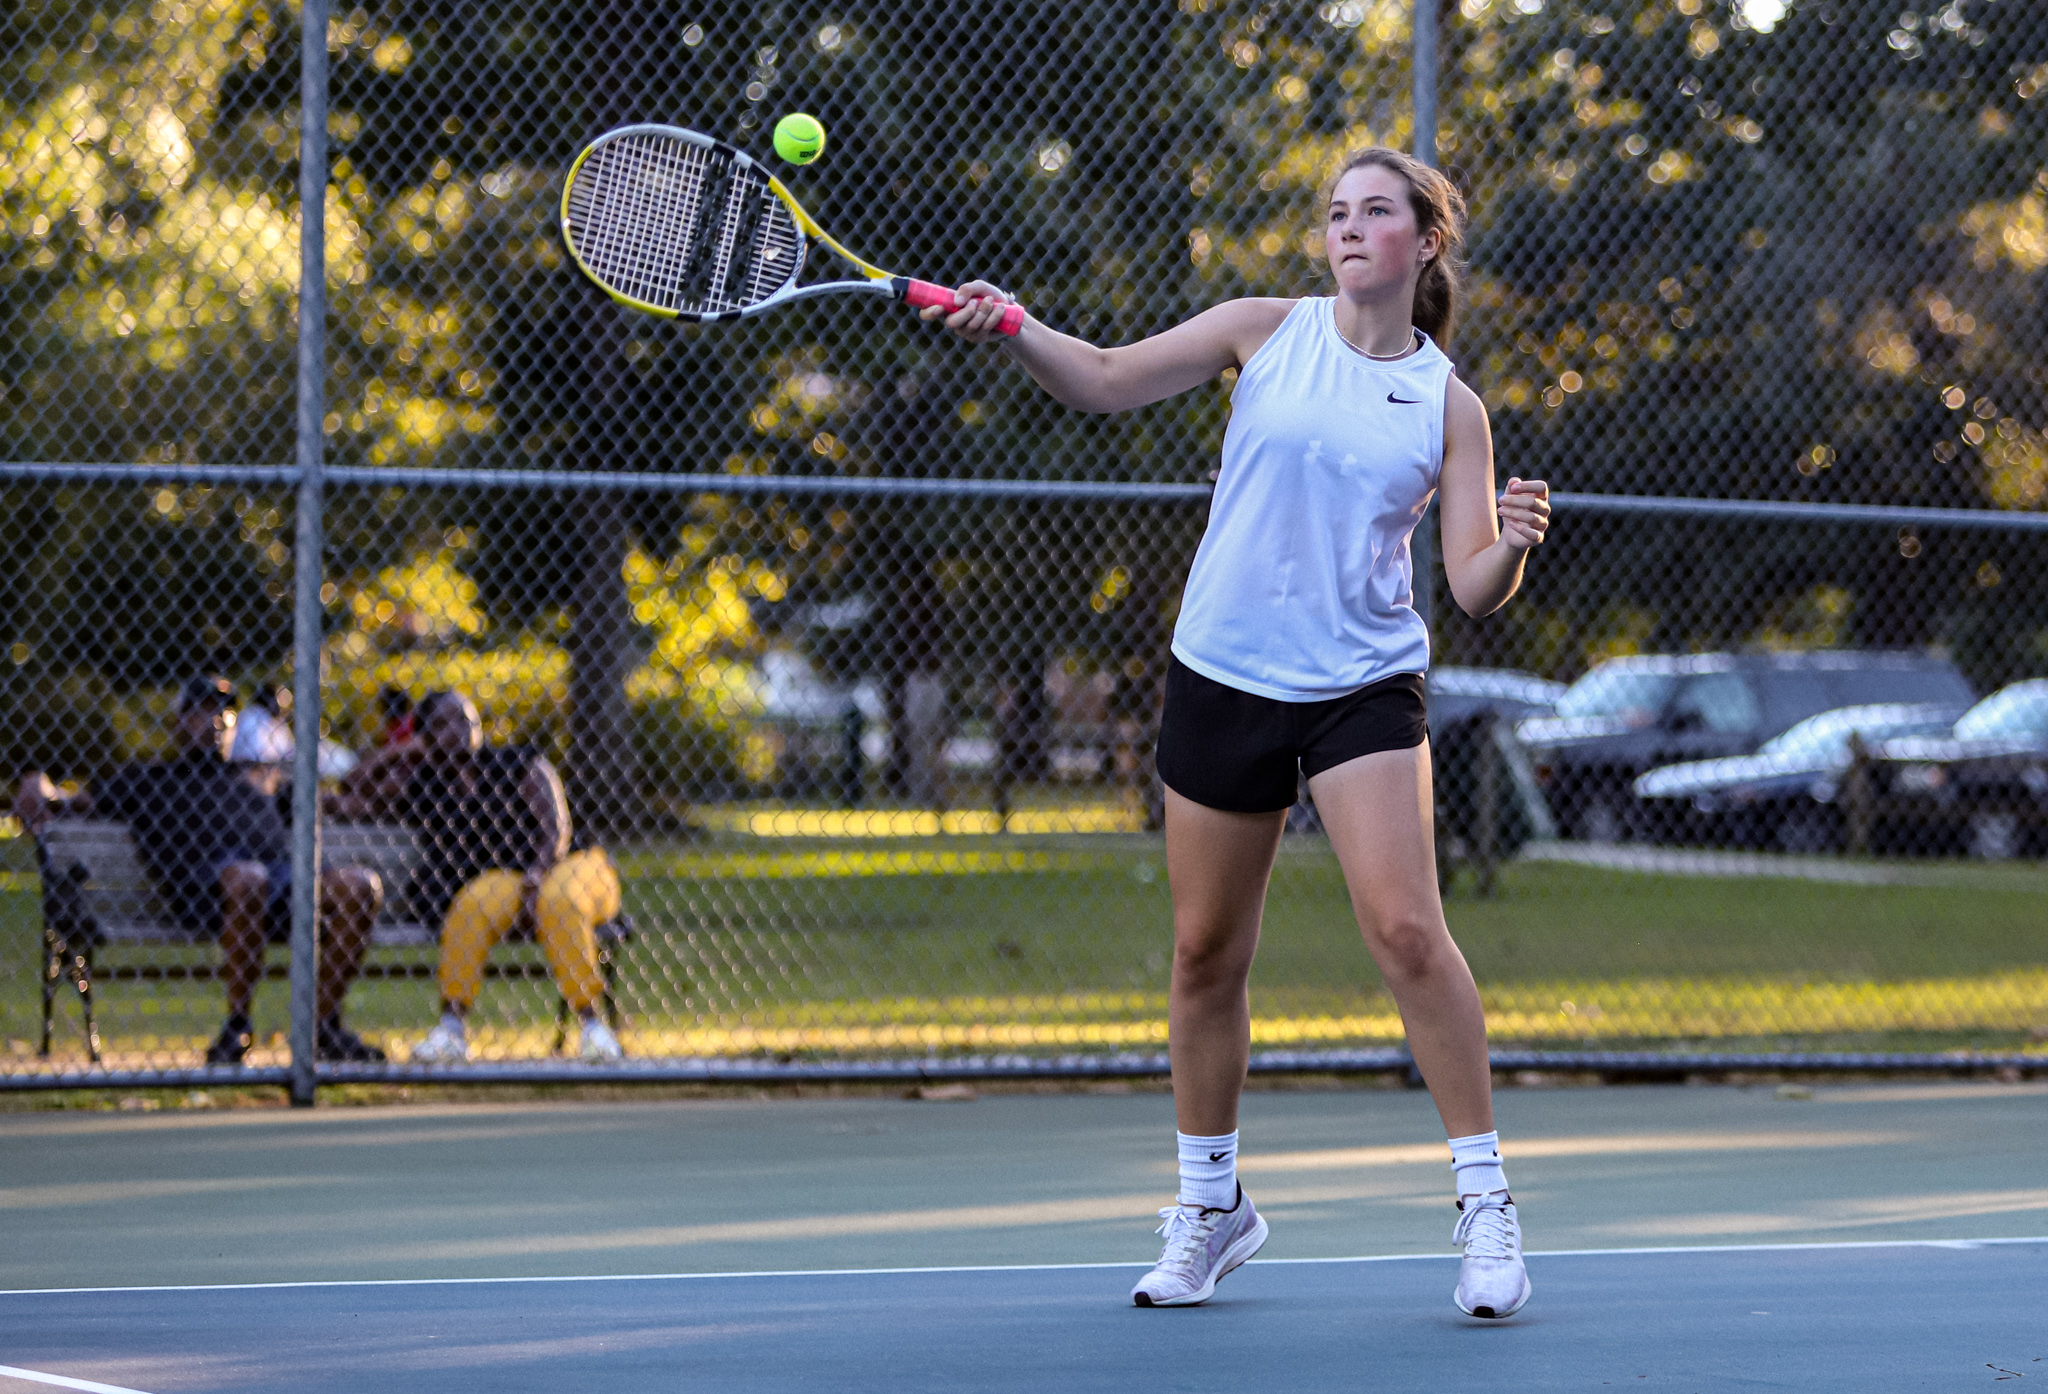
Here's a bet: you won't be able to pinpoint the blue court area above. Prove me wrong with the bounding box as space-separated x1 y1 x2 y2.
3 1239 2042 1393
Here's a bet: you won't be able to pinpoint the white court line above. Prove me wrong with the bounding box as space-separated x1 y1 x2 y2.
3 1235 2043 1297
0 1364 159 1394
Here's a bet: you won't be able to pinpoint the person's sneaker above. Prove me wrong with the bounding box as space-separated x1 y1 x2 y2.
578 1016 624 1063
1130 1188 1268 1307
316 1016 388 1063
1453 1191 1531 1319
410 1017 470 1064
204 1013 253 1065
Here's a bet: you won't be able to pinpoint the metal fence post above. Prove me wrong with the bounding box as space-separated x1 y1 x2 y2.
1411 0 1443 1094
1474 710 1499 897
286 0 331 1109
1413 0 1438 168
1412 0 1439 637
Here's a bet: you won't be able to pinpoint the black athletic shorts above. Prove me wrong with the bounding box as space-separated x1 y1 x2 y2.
1155 657 1428 814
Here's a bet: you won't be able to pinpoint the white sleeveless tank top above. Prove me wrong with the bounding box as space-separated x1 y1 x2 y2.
1171 297 1453 702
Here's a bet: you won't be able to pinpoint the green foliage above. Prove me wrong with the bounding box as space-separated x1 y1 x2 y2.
0 666 126 782
11 0 2048 736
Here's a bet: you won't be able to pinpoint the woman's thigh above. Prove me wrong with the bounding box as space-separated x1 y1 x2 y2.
1164 787 1287 961
1304 744 1447 941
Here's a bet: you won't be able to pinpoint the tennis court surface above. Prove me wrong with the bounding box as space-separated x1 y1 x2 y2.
4 1241 2044 1393
3 1081 2043 1392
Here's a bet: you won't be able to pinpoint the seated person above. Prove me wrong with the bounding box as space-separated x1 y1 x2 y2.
329 690 623 1063
228 685 293 798
375 686 416 750
16 674 385 1064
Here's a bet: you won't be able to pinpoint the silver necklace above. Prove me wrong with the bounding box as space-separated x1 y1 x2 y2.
1336 322 1419 361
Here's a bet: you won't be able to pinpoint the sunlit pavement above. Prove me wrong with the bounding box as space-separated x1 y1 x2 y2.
3 1079 2043 1291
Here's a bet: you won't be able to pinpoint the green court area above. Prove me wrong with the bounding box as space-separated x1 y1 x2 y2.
6 837 2047 1069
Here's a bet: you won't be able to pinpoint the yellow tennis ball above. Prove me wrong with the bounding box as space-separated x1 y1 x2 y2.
773 113 826 165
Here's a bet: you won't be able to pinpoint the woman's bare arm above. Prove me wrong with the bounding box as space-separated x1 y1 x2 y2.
1436 376 1549 617
925 281 1292 414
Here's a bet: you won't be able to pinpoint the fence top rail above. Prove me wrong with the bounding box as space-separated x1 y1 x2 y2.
0 462 1213 501
5 462 2048 529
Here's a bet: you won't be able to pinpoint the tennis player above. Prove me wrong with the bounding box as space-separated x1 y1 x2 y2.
929 147 1550 1318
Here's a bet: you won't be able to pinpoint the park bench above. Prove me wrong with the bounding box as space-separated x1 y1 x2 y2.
36 819 627 1064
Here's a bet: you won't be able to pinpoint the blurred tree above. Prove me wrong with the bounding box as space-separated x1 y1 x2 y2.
14 0 2048 799
1177 0 2048 680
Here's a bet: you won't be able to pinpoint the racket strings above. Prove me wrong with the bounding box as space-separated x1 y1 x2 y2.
649 138 708 307
567 134 801 317
723 186 771 302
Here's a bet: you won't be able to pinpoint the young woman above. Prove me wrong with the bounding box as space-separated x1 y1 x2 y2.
927 148 1550 1318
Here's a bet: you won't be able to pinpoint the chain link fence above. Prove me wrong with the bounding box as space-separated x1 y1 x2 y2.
5 0 2047 1091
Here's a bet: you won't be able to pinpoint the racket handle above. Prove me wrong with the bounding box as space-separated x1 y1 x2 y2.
896 278 1025 336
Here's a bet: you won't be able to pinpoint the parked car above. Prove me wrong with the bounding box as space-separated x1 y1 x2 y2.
1428 666 1566 724
1515 651 1976 842
1631 702 1966 851
1292 667 1561 858
1864 679 2048 858
1869 678 2048 765
1427 667 1564 872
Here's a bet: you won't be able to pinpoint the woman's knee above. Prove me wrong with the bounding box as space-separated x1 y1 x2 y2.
1172 917 1257 990
1359 909 1448 981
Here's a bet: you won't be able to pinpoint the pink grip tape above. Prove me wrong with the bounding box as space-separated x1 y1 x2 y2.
900 279 1025 336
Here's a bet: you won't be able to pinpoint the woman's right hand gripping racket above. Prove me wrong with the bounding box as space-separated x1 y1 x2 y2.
560 124 1025 335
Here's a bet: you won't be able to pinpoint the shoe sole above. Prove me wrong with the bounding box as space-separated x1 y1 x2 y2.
1455 1271 1532 1320
1132 1212 1269 1308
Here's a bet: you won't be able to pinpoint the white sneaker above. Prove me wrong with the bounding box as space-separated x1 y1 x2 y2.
410 1018 470 1064
1130 1188 1268 1307
1453 1191 1531 1319
579 1016 624 1063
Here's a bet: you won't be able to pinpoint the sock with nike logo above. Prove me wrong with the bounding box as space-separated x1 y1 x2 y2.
1176 1129 1240 1210
1448 1129 1508 1200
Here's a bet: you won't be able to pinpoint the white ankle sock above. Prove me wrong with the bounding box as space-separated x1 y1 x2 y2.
439 1011 467 1040
1177 1130 1239 1210
1448 1129 1508 1199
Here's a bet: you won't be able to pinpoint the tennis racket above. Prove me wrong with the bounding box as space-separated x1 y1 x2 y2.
560 124 1025 334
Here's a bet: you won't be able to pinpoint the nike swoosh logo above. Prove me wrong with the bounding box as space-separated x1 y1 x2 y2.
1388 393 1421 404
1209 1152 1230 1162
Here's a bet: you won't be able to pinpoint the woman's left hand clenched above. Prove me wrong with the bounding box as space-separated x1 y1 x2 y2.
1497 477 1551 551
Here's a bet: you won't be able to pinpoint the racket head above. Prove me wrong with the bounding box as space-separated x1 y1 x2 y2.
561 124 817 321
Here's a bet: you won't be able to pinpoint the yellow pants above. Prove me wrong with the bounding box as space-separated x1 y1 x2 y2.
438 848 619 1014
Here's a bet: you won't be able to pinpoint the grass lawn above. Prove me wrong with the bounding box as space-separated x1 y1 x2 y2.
6 835 2047 1068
